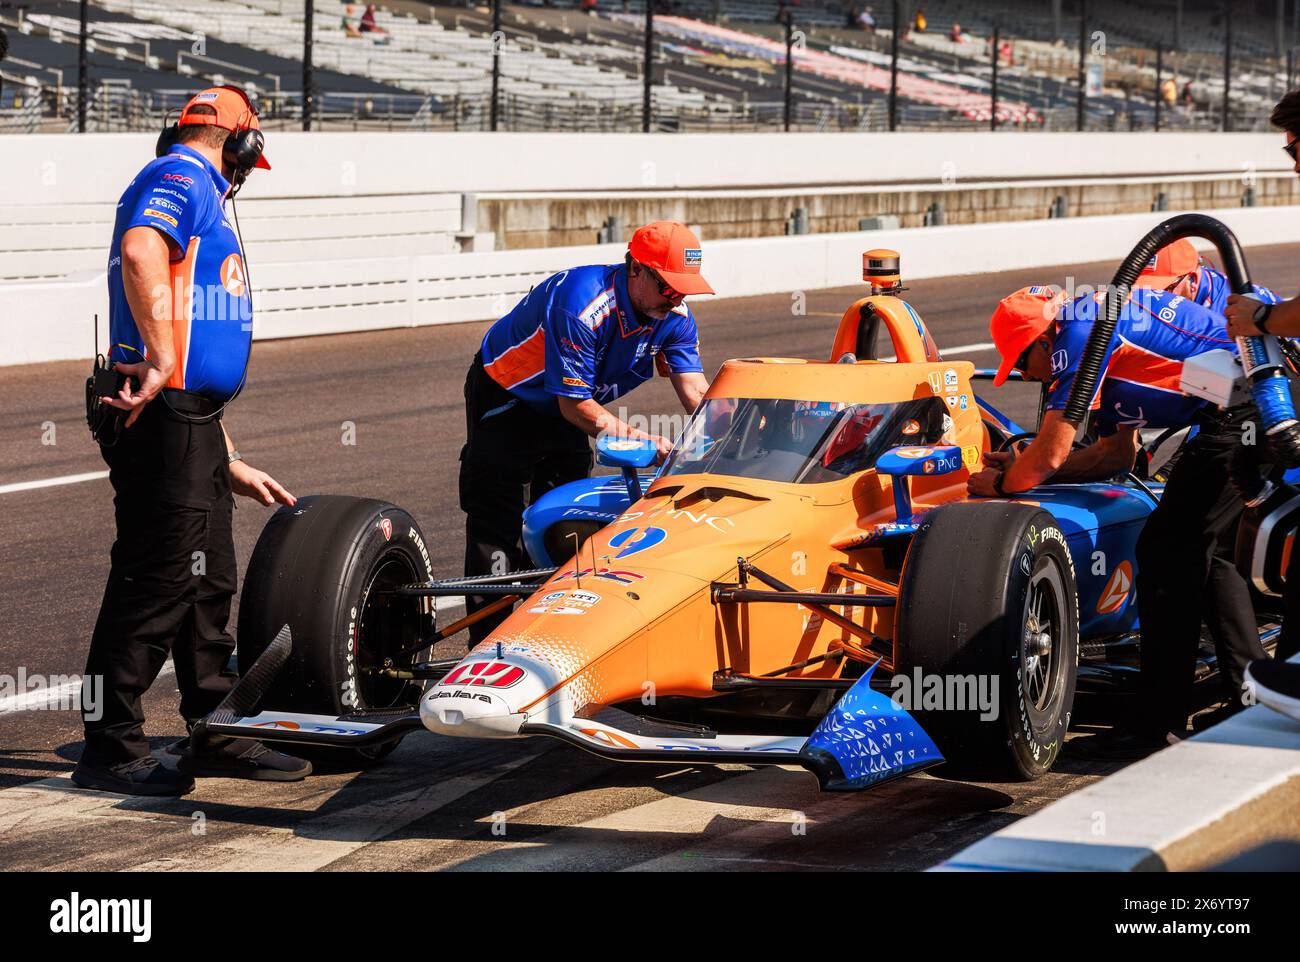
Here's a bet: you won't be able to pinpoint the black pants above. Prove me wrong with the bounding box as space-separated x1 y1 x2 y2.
459 353 592 644
1278 532 1300 663
1135 411 1266 736
83 401 238 764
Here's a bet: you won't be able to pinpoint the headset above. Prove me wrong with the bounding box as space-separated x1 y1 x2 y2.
155 84 265 193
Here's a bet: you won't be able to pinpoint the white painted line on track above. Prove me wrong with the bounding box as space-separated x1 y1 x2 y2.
0 470 109 496
879 341 996 362
0 749 534 872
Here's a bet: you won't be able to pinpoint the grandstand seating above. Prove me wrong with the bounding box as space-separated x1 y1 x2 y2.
0 0 1286 133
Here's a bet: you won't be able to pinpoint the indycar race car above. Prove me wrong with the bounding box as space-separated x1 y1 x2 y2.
201 216 1293 791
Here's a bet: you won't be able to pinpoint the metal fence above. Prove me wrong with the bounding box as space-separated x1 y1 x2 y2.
0 0 1286 135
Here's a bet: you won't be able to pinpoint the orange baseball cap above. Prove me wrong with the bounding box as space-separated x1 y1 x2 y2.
990 286 1067 386
1135 238 1199 288
628 221 714 296
178 87 271 169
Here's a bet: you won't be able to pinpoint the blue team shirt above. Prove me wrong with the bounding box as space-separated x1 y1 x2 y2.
480 264 703 415
107 145 252 402
1046 289 1236 435
1190 266 1279 315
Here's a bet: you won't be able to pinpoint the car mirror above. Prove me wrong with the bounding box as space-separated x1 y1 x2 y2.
876 445 964 477
596 436 659 469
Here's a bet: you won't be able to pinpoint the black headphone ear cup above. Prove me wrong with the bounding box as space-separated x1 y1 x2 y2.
223 127 264 175
156 122 180 158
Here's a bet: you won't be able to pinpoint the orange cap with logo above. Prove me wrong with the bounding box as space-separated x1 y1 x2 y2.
990 286 1067 386
178 87 271 169
1135 238 1199 289
628 221 715 296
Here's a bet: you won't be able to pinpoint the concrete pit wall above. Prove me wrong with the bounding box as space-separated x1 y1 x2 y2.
479 174 1300 249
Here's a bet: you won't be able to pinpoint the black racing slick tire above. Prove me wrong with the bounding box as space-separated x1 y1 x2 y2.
896 502 1079 780
237 495 435 765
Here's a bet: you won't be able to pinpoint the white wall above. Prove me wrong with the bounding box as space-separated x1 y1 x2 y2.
7 205 1300 366
0 130 1291 206
4 130 1297 366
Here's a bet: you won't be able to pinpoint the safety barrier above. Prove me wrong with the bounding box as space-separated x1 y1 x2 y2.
6 204 1300 366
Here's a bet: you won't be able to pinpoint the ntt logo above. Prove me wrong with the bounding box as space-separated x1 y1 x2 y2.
49 893 151 942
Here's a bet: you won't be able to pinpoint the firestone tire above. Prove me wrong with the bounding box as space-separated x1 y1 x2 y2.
237 495 435 766
896 501 1079 780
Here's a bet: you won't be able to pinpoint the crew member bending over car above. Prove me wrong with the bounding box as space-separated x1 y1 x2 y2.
1135 237 1281 316
460 221 715 644
974 285 1267 753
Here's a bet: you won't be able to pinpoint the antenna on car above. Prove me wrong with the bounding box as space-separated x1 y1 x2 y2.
568 532 581 588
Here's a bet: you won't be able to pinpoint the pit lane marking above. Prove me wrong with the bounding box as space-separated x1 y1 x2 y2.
0 470 109 496
0 744 532 872
879 341 995 362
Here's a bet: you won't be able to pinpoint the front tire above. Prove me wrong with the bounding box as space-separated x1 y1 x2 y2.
896 502 1079 780
237 495 435 765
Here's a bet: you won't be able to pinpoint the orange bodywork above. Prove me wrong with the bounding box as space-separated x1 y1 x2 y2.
436 294 988 735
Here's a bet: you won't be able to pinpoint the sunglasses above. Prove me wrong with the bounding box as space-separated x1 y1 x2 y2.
1286 136 1299 162
1014 338 1041 372
642 265 686 303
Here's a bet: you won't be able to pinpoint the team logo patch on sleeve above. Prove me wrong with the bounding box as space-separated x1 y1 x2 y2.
143 208 178 227
562 376 589 388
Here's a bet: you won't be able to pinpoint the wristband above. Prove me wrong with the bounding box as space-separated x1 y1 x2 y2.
227 450 243 465
992 470 1007 497
1253 301 1274 334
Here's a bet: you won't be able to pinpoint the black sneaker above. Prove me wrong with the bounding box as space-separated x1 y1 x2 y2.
175 736 312 782
1245 659 1300 724
71 754 195 797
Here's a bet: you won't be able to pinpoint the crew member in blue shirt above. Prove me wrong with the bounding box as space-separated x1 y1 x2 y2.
74 87 306 796
460 221 714 643
975 284 1268 754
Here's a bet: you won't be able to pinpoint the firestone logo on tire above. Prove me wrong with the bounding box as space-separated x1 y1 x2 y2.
440 661 526 689
379 518 393 541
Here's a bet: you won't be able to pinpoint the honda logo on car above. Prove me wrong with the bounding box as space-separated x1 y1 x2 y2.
440 661 527 689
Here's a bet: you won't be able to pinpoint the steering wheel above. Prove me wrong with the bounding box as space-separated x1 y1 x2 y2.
995 430 1157 497
995 431 1038 454
996 430 1097 454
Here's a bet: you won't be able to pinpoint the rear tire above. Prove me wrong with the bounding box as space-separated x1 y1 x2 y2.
896 502 1078 780
237 495 435 766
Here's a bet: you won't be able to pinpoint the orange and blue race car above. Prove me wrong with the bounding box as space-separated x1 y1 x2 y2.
203 217 1293 791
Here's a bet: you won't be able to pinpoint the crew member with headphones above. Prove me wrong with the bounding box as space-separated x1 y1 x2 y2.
74 86 307 796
